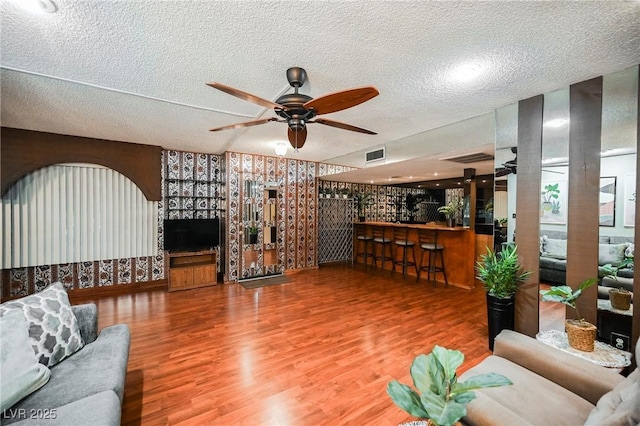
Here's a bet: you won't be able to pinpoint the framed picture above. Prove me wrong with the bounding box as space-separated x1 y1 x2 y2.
624 173 636 227
540 179 567 224
599 176 616 227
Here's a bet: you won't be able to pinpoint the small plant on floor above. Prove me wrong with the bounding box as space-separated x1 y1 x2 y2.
387 346 512 426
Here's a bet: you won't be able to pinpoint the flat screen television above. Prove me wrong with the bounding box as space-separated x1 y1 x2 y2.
164 218 220 252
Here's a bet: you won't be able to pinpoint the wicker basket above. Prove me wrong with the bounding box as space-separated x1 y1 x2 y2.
565 319 597 352
609 288 631 310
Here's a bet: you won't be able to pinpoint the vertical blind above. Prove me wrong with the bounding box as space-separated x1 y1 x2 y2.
1 164 158 269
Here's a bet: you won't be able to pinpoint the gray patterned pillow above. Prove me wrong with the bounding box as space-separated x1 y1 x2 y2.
0 282 84 367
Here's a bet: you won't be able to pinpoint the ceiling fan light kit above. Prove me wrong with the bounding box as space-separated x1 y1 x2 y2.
208 67 379 151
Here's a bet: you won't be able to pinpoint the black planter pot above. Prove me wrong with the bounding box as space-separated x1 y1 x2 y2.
486 293 515 351
249 233 258 244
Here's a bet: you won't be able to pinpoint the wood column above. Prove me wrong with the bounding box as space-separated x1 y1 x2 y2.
515 95 544 337
566 77 602 325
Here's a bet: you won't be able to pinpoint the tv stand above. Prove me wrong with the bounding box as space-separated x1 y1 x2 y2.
168 249 217 291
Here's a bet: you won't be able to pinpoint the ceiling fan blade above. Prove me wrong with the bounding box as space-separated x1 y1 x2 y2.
209 117 278 132
312 118 377 135
207 82 285 110
495 168 511 177
287 127 307 149
304 86 379 115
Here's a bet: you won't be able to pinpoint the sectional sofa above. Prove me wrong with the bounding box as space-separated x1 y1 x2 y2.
539 230 634 295
1 283 130 426
461 330 639 425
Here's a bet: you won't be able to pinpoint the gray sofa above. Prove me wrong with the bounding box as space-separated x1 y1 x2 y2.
539 230 634 293
461 330 639 425
3 303 130 426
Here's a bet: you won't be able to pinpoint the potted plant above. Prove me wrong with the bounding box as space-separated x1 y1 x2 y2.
437 196 463 227
387 345 512 426
475 244 531 351
339 187 350 199
247 225 259 244
326 187 335 199
318 187 327 198
354 192 373 222
539 278 597 351
600 258 633 310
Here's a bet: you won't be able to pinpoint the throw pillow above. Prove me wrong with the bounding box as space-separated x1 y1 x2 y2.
541 237 567 260
0 282 84 367
584 373 640 426
0 309 51 411
599 243 627 267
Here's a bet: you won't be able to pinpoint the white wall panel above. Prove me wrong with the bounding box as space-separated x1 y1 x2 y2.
1 164 158 269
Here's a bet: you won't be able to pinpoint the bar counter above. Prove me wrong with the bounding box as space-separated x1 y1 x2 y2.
354 222 476 289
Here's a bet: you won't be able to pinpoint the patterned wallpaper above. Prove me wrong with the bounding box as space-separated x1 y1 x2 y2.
1 147 435 297
0 150 224 299
319 181 435 223
226 153 322 281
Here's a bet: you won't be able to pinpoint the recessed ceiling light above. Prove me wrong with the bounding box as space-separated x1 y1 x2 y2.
544 118 569 128
436 184 440 187
434 172 438 176
452 63 483 82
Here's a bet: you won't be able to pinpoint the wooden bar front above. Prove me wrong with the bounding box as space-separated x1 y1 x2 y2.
354 222 476 289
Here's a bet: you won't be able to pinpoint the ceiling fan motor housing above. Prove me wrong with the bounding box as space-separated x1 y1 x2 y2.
275 92 316 130
286 67 307 88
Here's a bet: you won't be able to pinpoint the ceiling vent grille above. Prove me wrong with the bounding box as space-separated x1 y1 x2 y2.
440 152 494 164
365 147 385 163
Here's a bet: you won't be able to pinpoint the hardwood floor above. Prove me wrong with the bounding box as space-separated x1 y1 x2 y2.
72 263 494 425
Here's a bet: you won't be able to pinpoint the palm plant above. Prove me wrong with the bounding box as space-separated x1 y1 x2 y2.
475 244 530 299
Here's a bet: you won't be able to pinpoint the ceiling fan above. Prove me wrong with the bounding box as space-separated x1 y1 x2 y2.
495 146 565 177
207 67 379 151
495 147 518 177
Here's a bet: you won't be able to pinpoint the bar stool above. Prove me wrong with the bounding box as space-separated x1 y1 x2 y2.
353 224 374 267
417 228 448 287
392 226 417 278
372 226 393 270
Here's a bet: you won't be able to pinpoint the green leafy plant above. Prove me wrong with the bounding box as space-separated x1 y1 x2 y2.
550 200 561 214
387 346 512 426
248 226 259 235
437 196 464 219
539 278 597 322
599 257 633 283
354 192 374 216
475 244 531 299
485 197 493 213
339 187 350 196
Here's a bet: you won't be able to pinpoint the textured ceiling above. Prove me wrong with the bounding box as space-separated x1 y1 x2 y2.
1 0 639 182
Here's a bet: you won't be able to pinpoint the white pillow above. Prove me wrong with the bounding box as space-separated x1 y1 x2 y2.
542 236 567 260
0 282 84 367
0 309 51 411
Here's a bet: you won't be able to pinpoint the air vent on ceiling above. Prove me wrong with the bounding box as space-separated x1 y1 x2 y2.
440 152 494 164
365 147 385 163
